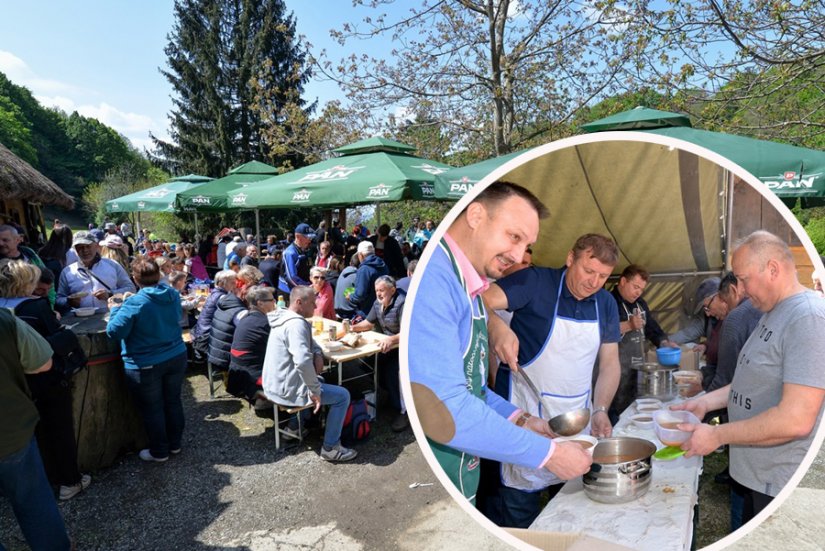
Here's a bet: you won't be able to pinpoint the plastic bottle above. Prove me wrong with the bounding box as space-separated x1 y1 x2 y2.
276 295 286 309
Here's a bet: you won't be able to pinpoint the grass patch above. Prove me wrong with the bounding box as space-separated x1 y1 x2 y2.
696 449 732 548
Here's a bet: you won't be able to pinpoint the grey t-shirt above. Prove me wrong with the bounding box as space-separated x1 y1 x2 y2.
729 291 825 496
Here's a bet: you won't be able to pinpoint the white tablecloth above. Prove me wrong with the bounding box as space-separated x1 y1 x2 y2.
529 403 703 551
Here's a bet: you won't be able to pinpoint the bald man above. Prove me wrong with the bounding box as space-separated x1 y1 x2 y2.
676 230 825 525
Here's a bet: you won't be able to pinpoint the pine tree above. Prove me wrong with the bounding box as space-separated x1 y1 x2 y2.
152 0 312 177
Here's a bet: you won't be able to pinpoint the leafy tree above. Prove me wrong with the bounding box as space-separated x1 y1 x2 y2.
0 95 37 165
628 0 824 146
154 0 313 176
320 0 647 156
82 162 169 225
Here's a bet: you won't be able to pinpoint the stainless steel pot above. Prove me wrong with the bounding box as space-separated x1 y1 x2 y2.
633 362 676 401
583 437 656 504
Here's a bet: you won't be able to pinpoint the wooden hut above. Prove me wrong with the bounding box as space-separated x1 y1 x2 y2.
0 141 75 245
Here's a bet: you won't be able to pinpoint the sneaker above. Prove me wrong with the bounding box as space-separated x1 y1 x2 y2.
320 443 358 462
281 426 308 441
170 448 182 455
139 449 169 463
391 412 410 433
59 474 91 501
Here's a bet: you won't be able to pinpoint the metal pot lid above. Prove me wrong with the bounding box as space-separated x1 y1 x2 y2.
632 362 677 373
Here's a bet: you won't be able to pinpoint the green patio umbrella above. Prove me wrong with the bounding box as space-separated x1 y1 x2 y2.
433 149 529 199
582 107 825 207
175 161 280 212
105 174 213 213
579 106 692 132
224 138 452 209
435 107 825 205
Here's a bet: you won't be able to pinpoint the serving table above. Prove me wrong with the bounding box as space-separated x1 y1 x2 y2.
529 400 703 551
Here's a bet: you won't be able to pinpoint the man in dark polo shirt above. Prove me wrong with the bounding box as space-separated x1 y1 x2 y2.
352 275 407 431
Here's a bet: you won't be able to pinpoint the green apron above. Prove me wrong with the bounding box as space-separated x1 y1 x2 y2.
428 239 488 504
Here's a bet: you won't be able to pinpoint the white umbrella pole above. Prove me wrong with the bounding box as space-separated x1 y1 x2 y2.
136 212 142 241
255 209 261 249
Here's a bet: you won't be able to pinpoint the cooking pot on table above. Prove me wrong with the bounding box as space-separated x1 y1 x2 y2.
583 437 657 503
632 362 676 401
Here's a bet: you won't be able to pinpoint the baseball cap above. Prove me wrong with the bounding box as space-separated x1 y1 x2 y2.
357 240 375 256
693 277 721 315
73 231 97 246
104 222 117 231
294 223 315 236
100 235 124 249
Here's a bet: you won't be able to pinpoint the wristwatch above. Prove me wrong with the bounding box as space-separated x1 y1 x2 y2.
593 405 608 415
515 411 532 427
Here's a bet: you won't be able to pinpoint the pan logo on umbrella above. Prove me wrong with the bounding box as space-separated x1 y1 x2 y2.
231 193 248 206
761 172 821 190
367 183 391 198
420 183 435 197
448 176 476 197
143 188 173 199
412 163 448 176
137 201 146 209
191 195 211 205
110 202 120 210
298 164 365 183
292 189 312 203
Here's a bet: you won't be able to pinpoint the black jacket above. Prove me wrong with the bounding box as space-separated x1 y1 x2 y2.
207 293 247 370
369 235 406 279
227 310 270 401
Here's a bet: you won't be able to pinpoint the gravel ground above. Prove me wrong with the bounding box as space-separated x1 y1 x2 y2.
3 365 824 550
0 367 501 550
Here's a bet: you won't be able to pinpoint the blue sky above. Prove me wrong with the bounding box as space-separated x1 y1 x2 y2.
0 1 384 151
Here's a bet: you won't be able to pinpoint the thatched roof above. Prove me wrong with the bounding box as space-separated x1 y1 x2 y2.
0 142 75 209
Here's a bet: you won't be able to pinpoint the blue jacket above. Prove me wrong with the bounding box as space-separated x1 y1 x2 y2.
278 242 310 293
347 254 388 318
106 284 186 370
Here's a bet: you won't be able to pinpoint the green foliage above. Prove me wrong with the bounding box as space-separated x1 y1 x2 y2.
155 0 313 177
82 162 169 225
804 215 825 254
0 95 37 164
0 70 150 201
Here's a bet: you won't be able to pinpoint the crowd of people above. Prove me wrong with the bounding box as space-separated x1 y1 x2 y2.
0 214 431 549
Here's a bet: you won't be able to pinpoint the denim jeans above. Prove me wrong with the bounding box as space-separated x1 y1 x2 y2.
124 352 188 458
319 383 350 448
0 437 71 550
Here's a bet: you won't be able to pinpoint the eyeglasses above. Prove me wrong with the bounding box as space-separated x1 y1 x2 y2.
702 295 716 313
310 276 324 280
259 298 275 303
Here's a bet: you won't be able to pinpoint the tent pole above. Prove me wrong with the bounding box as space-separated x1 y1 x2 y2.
375 203 381 228
194 212 199 237
136 212 142 241
724 170 734 271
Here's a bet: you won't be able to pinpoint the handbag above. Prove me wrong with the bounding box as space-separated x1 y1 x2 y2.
46 327 88 378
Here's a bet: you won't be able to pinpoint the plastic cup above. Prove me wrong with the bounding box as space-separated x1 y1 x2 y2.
653 410 701 447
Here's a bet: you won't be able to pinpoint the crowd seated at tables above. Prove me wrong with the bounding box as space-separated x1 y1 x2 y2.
0 216 437 548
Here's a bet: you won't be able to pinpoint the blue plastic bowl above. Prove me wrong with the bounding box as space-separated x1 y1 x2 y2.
656 347 681 366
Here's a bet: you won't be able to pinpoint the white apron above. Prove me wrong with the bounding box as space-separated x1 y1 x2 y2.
501 272 602 491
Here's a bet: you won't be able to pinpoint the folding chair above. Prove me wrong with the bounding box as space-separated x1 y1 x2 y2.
273 402 315 450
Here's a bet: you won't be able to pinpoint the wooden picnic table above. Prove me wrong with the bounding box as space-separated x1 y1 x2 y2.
309 317 397 417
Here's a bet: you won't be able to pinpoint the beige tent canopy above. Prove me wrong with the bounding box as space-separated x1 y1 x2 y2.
448 133 817 334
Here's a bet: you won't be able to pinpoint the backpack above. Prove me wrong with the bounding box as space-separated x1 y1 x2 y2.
341 398 371 446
